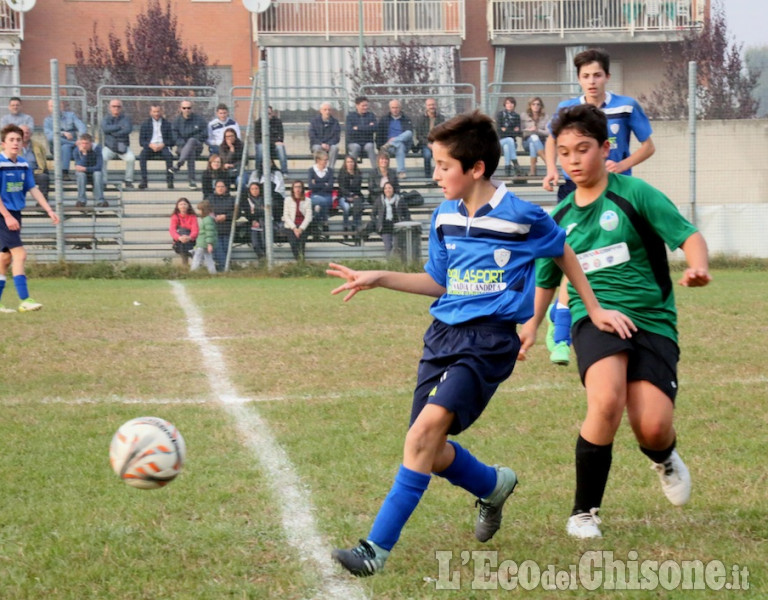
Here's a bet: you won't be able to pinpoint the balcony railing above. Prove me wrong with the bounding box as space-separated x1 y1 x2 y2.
0 3 22 38
488 0 704 38
255 0 464 41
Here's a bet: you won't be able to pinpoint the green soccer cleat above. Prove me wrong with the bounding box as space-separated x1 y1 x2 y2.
0 303 17 314
550 341 571 366
475 466 518 542
545 304 556 352
18 298 43 312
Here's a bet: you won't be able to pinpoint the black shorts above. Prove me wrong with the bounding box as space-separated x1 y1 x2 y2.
572 318 680 402
0 210 23 252
410 318 520 435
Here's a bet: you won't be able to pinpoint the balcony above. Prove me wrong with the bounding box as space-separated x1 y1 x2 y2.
0 3 22 40
254 0 465 47
488 0 704 44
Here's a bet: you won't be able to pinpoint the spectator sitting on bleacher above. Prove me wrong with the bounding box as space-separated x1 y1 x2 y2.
338 154 364 236
241 181 267 261
368 151 400 204
345 96 377 170
309 102 341 172
169 197 198 266
254 106 288 175
1 97 34 129
370 180 411 257
207 103 240 155
496 96 523 178
138 103 175 190
19 125 49 202
202 154 229 199
101 98 136 189
43 99 86 181
208 179 235 271
247 162 285 234
170 100 208 190
521 96 549 177
219 127 244 187
414 97 445 180
283 180 312 261
74 133 106 208
307 149 334 236
376 99 413 179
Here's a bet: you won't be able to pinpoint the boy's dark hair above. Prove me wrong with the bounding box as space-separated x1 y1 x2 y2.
354 95 368 105
9 96 21 103
216 103 229 112
428 110 500 179
574 48 610 76
79 132 93 142
1 124 22 141
504 96 516 106
551 104 608 146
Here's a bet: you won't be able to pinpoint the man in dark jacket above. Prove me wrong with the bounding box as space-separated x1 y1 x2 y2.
138 103 174 189
74 133 106 207
308 102 340 171
254 105 288 175
345 96 377 170
375 99 413 178
413 98 446 179
101 99 135 189
171 100 208 189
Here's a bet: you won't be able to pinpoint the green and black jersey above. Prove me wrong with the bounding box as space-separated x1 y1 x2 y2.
536 173 697 343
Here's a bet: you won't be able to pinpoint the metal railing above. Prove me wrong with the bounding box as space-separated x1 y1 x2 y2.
488 0 703 38
255 0 464 40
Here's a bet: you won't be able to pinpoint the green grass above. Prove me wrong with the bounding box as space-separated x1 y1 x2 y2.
0 271 764 598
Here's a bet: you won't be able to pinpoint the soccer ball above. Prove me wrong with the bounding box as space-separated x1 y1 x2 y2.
109 417 186 490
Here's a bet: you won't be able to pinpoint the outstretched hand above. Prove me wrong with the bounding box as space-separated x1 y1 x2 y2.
327 262 379 302
678 268 711 288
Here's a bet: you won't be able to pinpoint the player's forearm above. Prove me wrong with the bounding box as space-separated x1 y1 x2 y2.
681 231 709 272
544 135 557 172
531 286 556 330
377 271 445 297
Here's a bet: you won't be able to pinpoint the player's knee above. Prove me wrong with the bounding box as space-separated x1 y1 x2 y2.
635 420 672 448
404 421 442 458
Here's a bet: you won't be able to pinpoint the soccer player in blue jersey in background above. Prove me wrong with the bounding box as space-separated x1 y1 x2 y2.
540 47 656 366
0 124 60 313
326 111 636 577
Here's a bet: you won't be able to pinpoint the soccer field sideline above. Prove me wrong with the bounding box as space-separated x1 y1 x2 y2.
167 281 368 600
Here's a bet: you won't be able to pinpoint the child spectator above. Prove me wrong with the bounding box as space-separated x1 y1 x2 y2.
327 111 633 577
190 200 217 274
169 197 199 266
370 181 410 257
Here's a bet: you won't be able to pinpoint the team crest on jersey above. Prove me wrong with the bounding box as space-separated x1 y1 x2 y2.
610 123 620 135
600 210 619 231
493 248 511 267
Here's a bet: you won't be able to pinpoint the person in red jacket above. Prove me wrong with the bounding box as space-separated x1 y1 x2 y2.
169 197 199 265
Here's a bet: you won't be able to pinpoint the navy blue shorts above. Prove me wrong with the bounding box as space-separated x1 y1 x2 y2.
410 318 520 435
572 317 680 402
0 210 23 252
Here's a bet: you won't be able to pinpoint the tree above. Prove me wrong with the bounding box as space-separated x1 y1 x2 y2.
73 0 218 104
345 41 454 117
639 2 759 120
745 46 768 118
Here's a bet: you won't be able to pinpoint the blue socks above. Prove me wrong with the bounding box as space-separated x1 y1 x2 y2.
13 274 29 301
0 275 5 302
368 465 430 551
435 441 497 499
551 302 572 345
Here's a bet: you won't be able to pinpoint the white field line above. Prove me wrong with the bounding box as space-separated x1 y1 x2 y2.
168 281 367 600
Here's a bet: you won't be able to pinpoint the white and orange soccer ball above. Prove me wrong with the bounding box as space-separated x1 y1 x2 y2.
109 417 186 489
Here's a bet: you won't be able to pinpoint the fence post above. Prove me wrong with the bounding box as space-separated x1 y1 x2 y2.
688 60 697 227
50 59 64 261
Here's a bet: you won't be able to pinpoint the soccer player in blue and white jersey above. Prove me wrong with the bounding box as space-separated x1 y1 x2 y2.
0 124 60 313
326 111 636 577
541 48 656 366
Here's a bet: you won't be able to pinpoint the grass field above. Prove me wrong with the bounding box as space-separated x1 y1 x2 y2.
0 270 765 599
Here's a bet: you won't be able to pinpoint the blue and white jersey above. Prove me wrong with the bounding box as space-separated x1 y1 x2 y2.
0 152 35 211
551 92 652 178
425 183 565 325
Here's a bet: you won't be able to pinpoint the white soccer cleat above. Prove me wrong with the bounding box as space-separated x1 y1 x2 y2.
566 508 602 539
652 449 691 506
18 298 42 312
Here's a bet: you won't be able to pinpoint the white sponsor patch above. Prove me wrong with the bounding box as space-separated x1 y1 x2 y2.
576 242 630 273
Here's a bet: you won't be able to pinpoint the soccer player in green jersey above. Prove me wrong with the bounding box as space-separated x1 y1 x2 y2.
521 104 711 539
